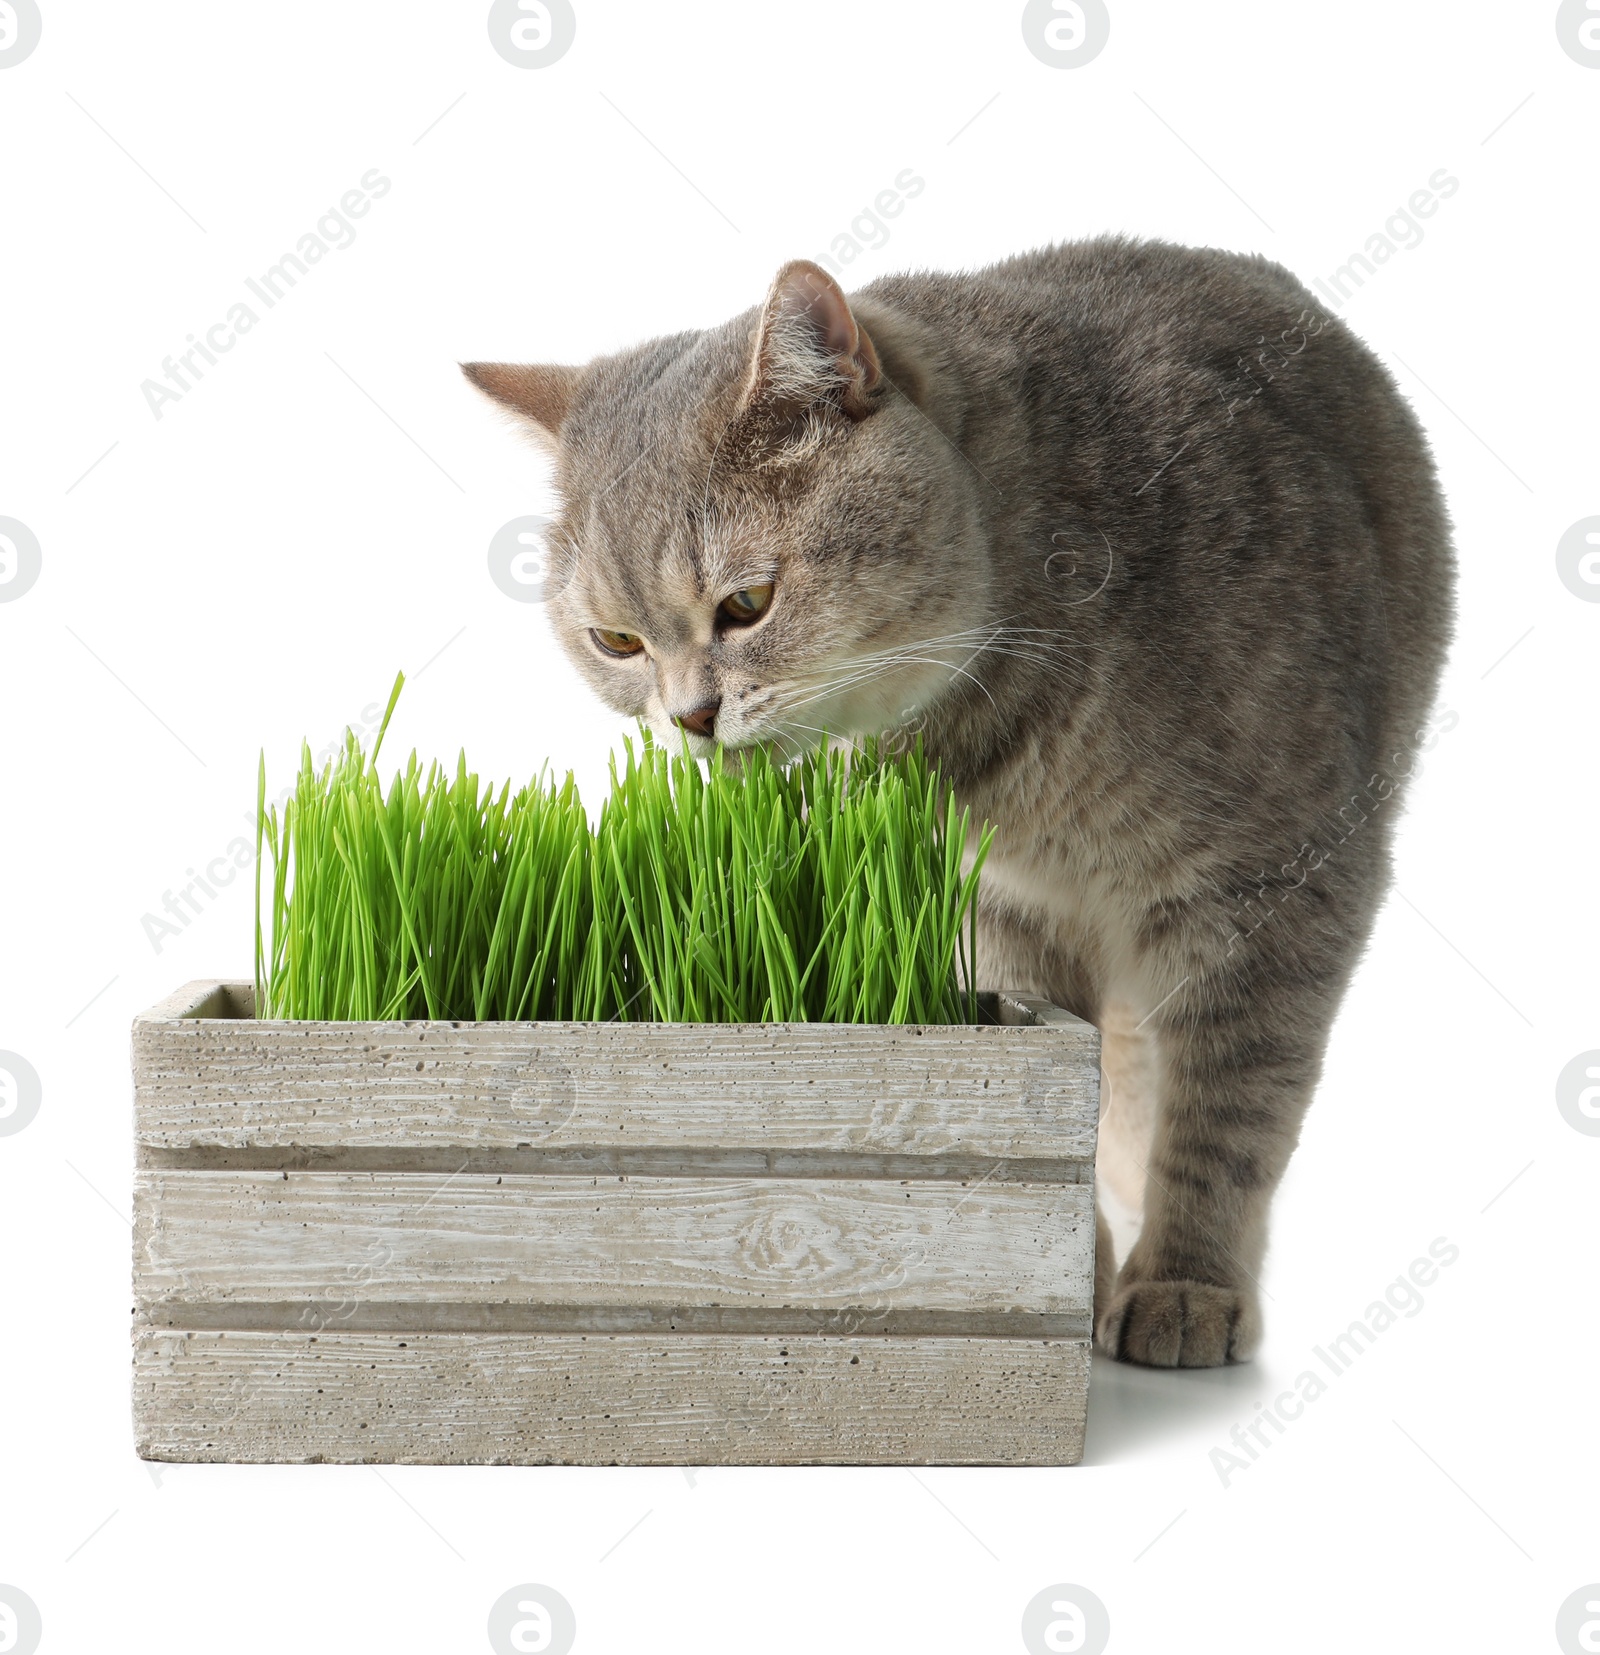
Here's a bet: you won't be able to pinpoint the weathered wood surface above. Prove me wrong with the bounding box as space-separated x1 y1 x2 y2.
132 981 1101 1464
136 1171 1094 1324
134 1330 1092 1465
133 984 1099 1167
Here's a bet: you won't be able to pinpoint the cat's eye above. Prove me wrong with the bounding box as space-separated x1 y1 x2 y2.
591 628 645 658
719 583 774 625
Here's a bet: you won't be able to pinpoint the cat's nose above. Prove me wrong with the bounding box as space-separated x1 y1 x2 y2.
673 700 720 739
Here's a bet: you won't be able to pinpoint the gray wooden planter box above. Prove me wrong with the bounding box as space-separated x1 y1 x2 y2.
132 980 1100 1465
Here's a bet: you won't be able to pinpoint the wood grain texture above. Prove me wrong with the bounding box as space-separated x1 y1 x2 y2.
131 981 1101 1464
133 1330 1091 1465
135 1171 1094 1323
133 983 1099 1167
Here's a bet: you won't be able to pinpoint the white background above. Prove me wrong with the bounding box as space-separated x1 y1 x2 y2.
1 3 1596 1651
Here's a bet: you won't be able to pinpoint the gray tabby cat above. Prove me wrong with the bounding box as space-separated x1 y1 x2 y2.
464 238 1454 1367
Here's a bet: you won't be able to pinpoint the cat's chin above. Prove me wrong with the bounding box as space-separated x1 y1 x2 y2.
733 730 881 772
644 722 717 763
715 734 787 771
641 720 776 768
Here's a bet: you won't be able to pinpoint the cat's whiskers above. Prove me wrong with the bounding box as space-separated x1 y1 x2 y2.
781 658 916 710
778 660 934 720
783 646 998 723
818 623 1024 698
787 623 1007 688
749 618 1093 754
766 646 915 702
768 716 839 754
811 624 1090 690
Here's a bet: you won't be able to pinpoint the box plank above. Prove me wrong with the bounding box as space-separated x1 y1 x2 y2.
133 1330 1091 1465
134 985 1099 1167
135 1171 1094 1323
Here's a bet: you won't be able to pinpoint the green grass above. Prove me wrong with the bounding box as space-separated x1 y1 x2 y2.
255 673 992 1024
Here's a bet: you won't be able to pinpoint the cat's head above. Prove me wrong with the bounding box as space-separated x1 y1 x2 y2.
464 261 989 758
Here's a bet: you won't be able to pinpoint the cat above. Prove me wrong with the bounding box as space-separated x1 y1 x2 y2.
463 238 1455 1367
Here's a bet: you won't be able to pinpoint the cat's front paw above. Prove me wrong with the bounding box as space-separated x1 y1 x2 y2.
1096 1277 1261 1367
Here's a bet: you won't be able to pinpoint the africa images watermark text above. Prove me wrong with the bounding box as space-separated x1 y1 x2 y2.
140 168 391 420
1209 1237 1459 1487
139 700 394 953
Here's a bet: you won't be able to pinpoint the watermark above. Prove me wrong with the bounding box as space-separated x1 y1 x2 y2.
1208 1237 1459 1487
0 1584 42 1655
0 1 41 69
488 1057 577 1140
140 169 391 420
141 843 255 953
0 1052 42 1139
1020 1584 1110 1655
299 1241 396 1334
1557 1585 1600 1653
811 169 926 278
1021 0 1110 69
1221 704 1459 955
1557 0 1600 67
297 1062 573 1332
1556 1051 1600 1137
487 1584 576 1655
814 1244 928 1336
1122 301 1339 503
0 518 41 603
1215 306 1334 424
1556 516 1600 602
1311 169 1459 308
489 515 569 603
812 1165 1019 1335
683 1173 1013 1459
140 698 395 953
488 0 576 69
1044 529 1114 603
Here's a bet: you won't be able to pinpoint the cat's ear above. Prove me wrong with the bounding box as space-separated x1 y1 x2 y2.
460 362 582 448
743 260 884 424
